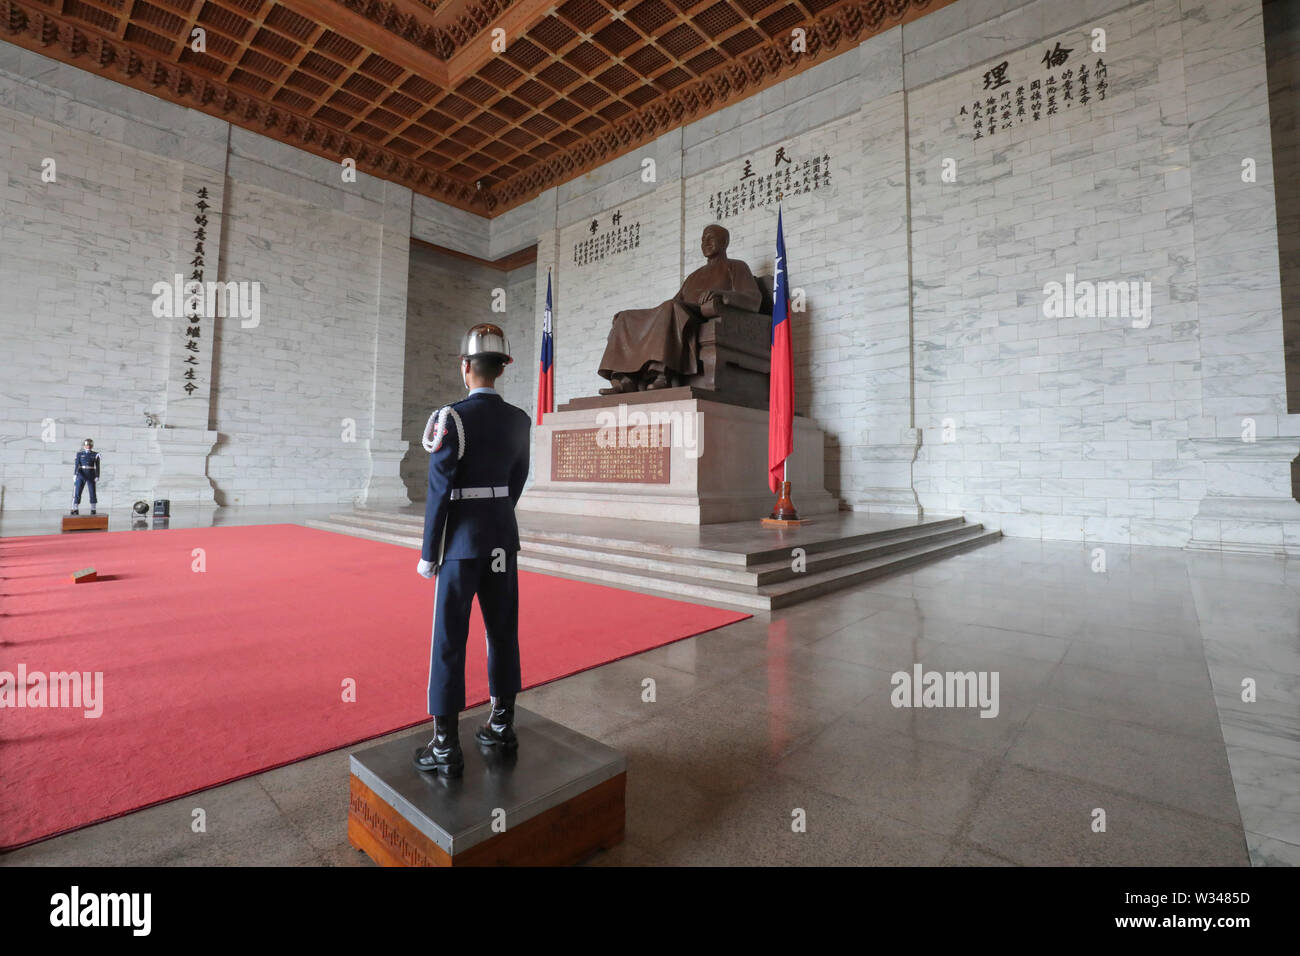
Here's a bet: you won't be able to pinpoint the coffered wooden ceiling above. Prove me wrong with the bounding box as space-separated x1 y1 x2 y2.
2 0 952 215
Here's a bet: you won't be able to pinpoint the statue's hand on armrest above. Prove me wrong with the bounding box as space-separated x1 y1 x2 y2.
707 288 761 315
698 289 723 317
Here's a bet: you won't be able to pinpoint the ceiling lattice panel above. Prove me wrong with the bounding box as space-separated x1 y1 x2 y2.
2 0 951 215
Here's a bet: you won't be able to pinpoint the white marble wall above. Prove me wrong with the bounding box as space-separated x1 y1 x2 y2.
0 45 410 510
204 182 382 506
681 89 915 508
1 0 1296 551
1183 0 1300 553
0 99 175 511
1269 0 1300 421
910 0 1203 547
516 0 1297 551
551 180 684 403
401 244 535 499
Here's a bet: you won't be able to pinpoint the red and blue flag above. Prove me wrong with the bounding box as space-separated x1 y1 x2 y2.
537 271 554 424
768 207 793 492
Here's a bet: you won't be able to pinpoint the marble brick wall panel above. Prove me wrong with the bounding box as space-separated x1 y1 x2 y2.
500 264 537 415
487 192 546 261
841 90 915 506
909 0 1205 546
1266 0 1300 423
0 103 173 510
372 183 413 444
411 193 491 261
550 182 685 405
1184 0 1292 435
401 244 492 499
0 51 430 512
400 248 535 499
681 103 902 503
204 181 381 506
2 0 1295 545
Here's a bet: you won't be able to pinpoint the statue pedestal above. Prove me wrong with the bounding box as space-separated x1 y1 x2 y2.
347 707 625 866
518 391 838 525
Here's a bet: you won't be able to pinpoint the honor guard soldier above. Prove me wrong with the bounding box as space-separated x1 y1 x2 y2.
71 438 101 515
413 323 532 777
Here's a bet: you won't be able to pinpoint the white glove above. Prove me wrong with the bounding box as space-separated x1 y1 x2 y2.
417 559 436 579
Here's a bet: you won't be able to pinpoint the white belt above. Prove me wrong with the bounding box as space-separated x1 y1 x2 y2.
450 485 508 500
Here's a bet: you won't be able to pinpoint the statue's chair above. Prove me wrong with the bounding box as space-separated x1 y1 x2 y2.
680 274 775 408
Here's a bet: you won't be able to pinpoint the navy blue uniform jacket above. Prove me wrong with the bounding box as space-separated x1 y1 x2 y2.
74 450 101 478
421 391 531 563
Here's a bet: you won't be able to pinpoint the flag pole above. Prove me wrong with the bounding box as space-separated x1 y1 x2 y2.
763 203 801 526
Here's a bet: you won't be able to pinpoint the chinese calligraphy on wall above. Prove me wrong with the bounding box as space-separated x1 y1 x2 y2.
957 42 1108 140
572 209 641 268
710 147 833 220
183 187 209 396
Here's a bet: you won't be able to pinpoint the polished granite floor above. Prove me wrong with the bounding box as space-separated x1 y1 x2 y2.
2 505 1296 866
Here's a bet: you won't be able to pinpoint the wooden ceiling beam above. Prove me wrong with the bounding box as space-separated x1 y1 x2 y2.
443 0 552 80
10 0 957 217
272 0 451 85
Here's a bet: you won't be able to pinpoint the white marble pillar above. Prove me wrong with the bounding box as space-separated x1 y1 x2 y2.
855 46 920 516
152 154 226 506
1183 0 1300 555
360 182 415 506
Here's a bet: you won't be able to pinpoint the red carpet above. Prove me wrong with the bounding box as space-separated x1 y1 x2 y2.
0 524 748 849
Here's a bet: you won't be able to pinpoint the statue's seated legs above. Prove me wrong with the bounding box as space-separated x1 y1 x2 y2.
598 300 699 395
598 362 675 396
599 373 638 396
644 362 670 390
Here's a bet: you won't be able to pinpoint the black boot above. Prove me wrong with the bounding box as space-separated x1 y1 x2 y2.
70 508 78 515
475 696 518 750
413 714 463 776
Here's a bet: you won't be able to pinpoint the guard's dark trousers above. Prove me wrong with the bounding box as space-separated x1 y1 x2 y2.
73 475 96 507
427 552 521 716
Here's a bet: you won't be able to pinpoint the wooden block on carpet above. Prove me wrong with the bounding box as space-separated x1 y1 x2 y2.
348 707 625 866
70 567 97 583
62 515 108 532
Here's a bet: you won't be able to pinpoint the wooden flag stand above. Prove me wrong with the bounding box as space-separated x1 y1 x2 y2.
761 463 806 527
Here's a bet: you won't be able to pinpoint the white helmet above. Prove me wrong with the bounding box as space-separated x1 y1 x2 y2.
461 323 512 365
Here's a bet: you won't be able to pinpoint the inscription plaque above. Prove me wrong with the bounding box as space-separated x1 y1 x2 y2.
551 427 671 484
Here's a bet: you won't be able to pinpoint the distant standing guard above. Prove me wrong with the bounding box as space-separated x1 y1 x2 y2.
414 323 532 777
71 438 101 515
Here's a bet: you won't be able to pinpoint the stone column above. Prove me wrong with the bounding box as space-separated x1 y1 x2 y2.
360 181 414 506
853 32 920 515
152 144 227 506
1183 0 1300 554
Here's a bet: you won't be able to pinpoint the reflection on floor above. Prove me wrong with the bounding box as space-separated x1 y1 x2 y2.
2 505 1296 866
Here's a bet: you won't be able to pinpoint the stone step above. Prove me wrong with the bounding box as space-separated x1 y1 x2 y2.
758 527 1002 608
516 553 772 611
518 520 990 586
308 509 1002 610
522 515 969 567
744 522 992 584
306 517 421 550
350 506 969 567
330 510 423 532
518 527 1002 611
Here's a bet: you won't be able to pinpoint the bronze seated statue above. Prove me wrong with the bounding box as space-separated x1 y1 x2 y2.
596 223 775 408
